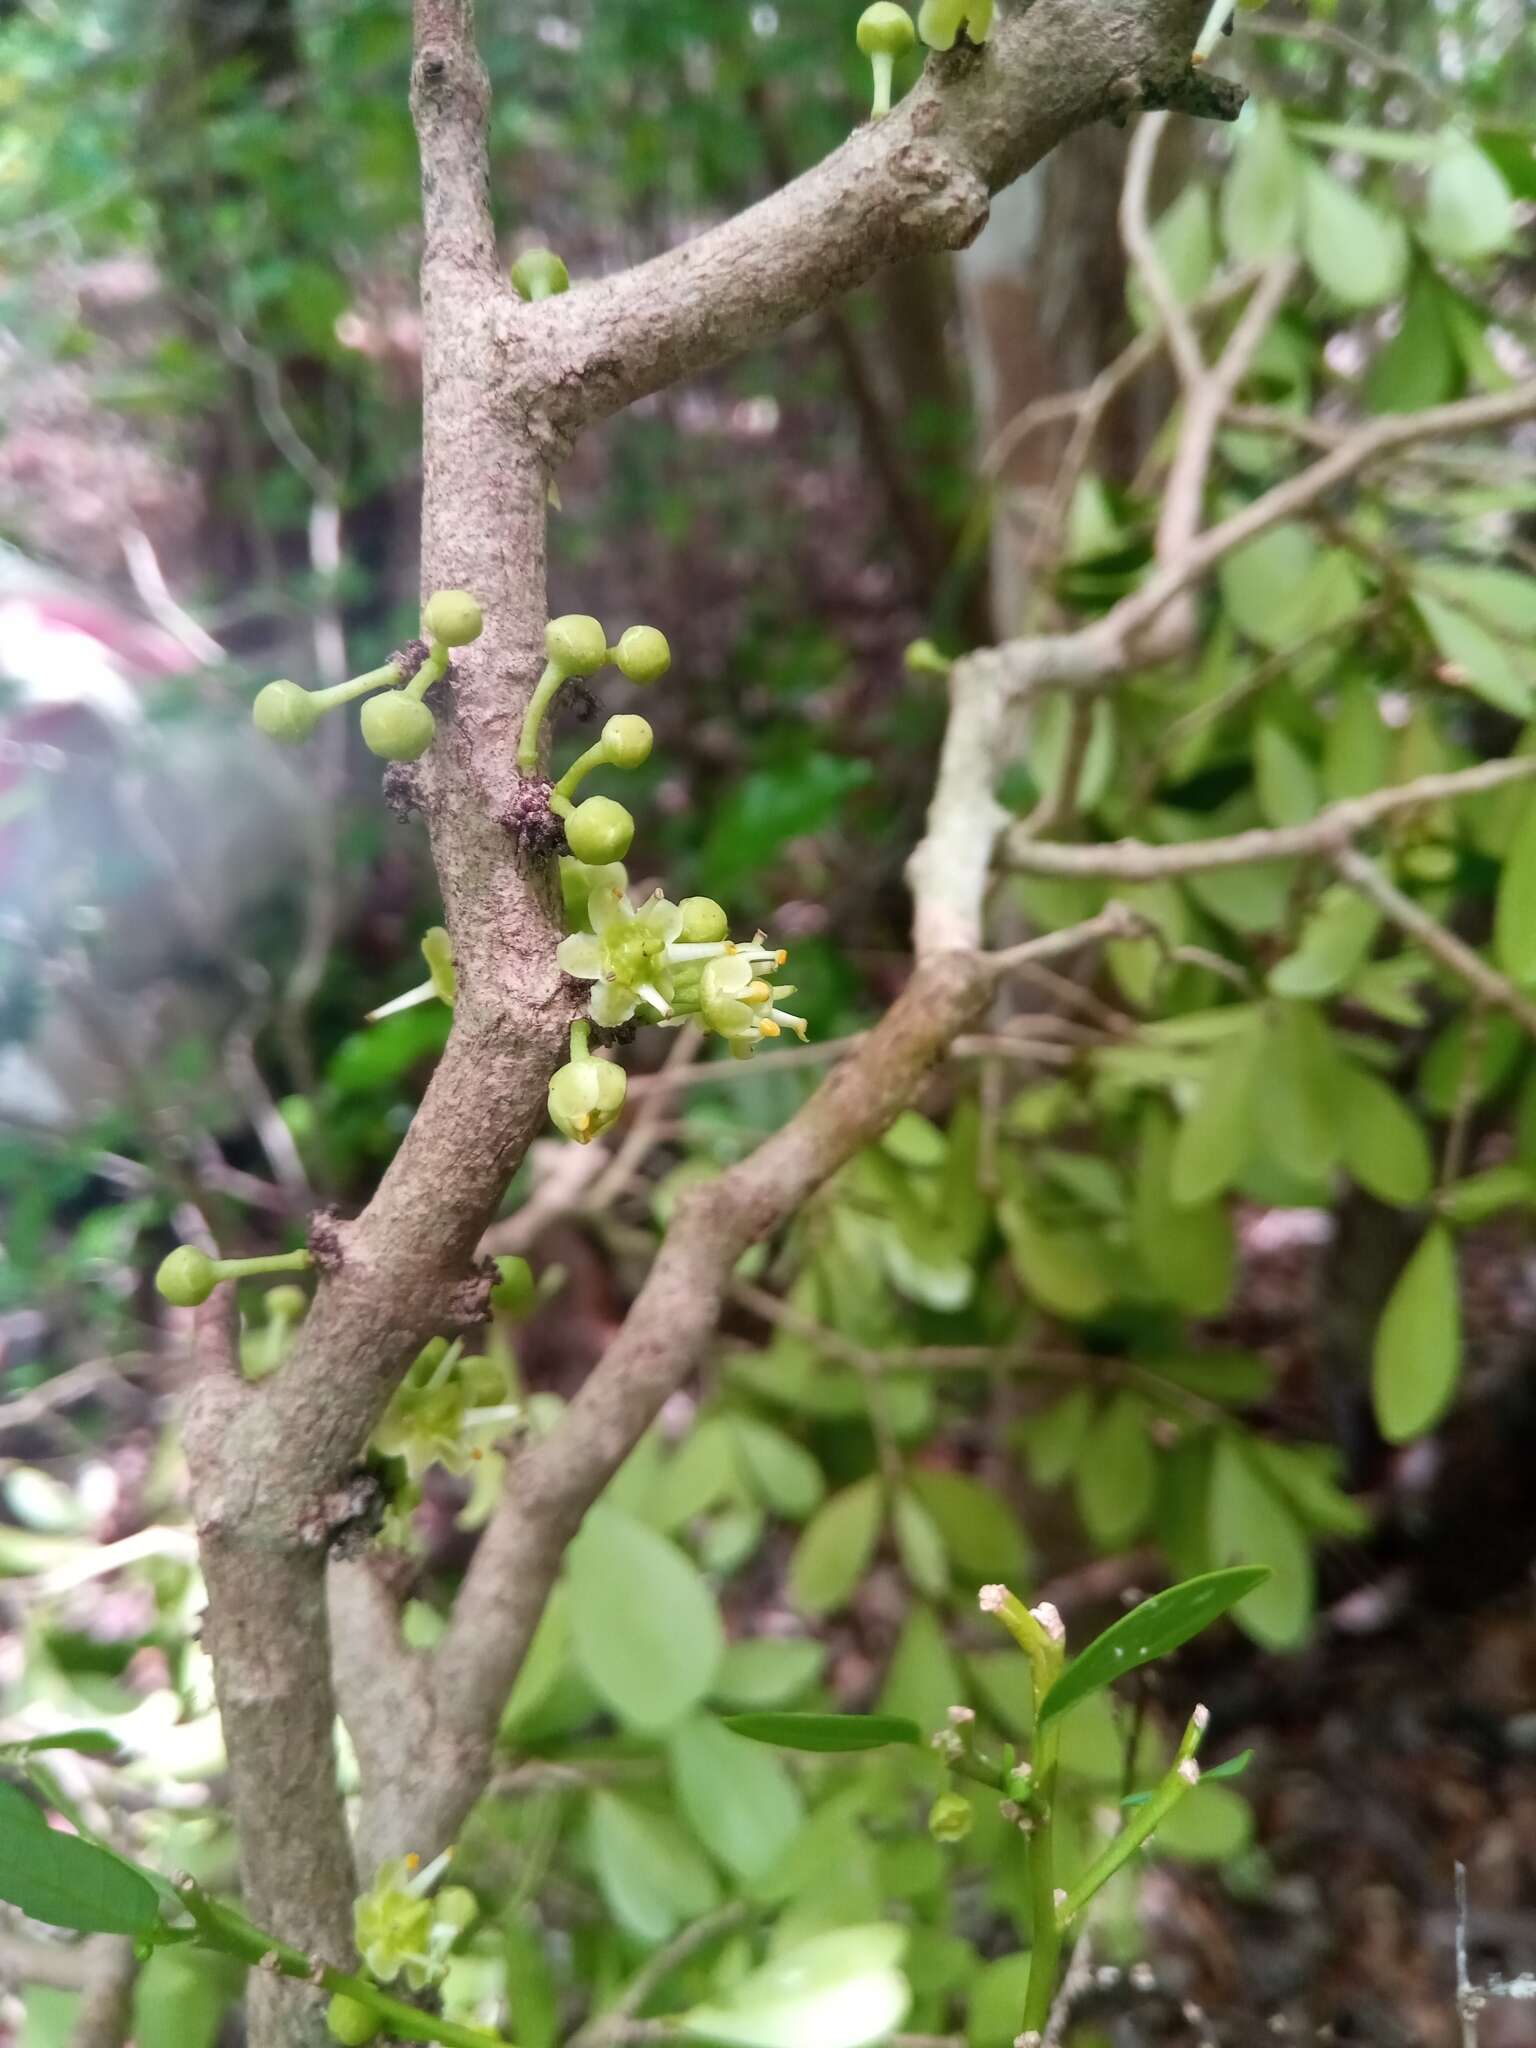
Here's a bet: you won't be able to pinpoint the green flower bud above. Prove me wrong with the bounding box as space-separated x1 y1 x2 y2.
545 614 610 677
361 692 437 762
423 590 484 648
928 1792 974 1843
266 1285 308 1322
857 4 915 116
156 1247 217 1307
678 896 728 943
326 1994 380 2046
490 1254 535 1315
510 248 570 302
612 624 671 685
916 0 992 49
433 1885 478 1936
253 680 320 743
548 1057 627 1144
565 795 634 865
601 714 653 770
903 638 953 679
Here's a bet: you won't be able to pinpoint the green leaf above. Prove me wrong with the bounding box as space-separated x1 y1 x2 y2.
1338 1068 1433 1207
1019 1388 1096 1487
1037 1566 1270 1726
1301 163 1409 307
1414 590 1533 718
668 1716 803 1881
0 1730 120 1760
1149 1352 1274 1405
1221 103 1301 262
0 1818 159 1937
1170 1016 1261 1206
1438 1164 1536 1226
1219 525 1317 649
681 1925 910 2048
788 1476 883 1617
1422 140 1515 262
721 1712 920 1752
1207 1438 1314 1650
1255 724 1321 829
732 1417 824 1522
586 1793 719 1945
1134 1104 1234 1316
1250 1443 1369 1539
711 1638 826 1711
1075 1391 1156 1550
998 1199 1113 1321
1128 185 1215 331
1365 266 1459 414
568 1505 723 1733
1419 1011 1524 1116
652 1419 741 1532
1269 887 1381 999
1157 1780 1254 1861
907 1468 1030 1583
1254 1003 1342 1187
879 1602 965 1735
968 1954 1035 2048
1323 684 1392 801
892 1489 949 1598
1372 1225 1462 1443
1496 795 1536 986
1292 120 1452 163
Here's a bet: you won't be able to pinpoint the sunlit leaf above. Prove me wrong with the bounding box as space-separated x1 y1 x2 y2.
1372 1225 1461 1443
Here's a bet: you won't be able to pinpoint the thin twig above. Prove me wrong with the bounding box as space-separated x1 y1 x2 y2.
571 1904 752 2048
1333 846 1536 1039
1006 755 1536 877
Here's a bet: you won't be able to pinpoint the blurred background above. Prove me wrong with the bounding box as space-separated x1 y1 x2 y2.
4 2 1536 2044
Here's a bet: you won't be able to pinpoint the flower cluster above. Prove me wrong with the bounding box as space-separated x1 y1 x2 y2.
353 1852 477 1991
546 862 808 1144
252 588 484 765
371 1337 521 1481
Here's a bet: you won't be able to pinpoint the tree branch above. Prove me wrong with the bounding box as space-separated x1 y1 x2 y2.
1004 755 1536 876
530 2 1242 433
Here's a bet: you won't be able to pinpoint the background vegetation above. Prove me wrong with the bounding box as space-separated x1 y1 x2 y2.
2 1 1536 2043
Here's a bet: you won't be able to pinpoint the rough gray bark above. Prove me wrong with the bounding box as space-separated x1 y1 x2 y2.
179 5 1245 2041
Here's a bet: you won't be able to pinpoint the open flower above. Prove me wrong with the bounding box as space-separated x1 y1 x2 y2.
557 880 681 1026
697 954 808 1054
372 1342 521 1480
354 1853 473 1991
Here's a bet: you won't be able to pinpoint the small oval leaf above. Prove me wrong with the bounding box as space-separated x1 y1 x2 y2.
1038 1566 1270 1726
722 1713 921 1753
1372 1223 1462 1443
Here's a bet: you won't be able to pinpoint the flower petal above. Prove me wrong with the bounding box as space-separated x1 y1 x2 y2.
556 933 603 979
589 981 638 1028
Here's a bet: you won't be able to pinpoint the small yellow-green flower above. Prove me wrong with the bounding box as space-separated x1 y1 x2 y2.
353 1853 476 1992
372 1342 521 1480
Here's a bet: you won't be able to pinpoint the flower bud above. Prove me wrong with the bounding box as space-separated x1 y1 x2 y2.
266 1285 308 1321
490 1255 535 1315
612 624 671 685
253 680 320 743
565 795 634 865
601 714 653 769
545 614 609 677
903 638 953 678
928 1792 974 1843
432 1885 478 1935
916 0 992 48
678 896 728 943
326 1995 380 2046
548 1058 627 1144
857 3 915 116
156 1247 217 1307
510 248 570 302
423 590 483 647
361 692 437 762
